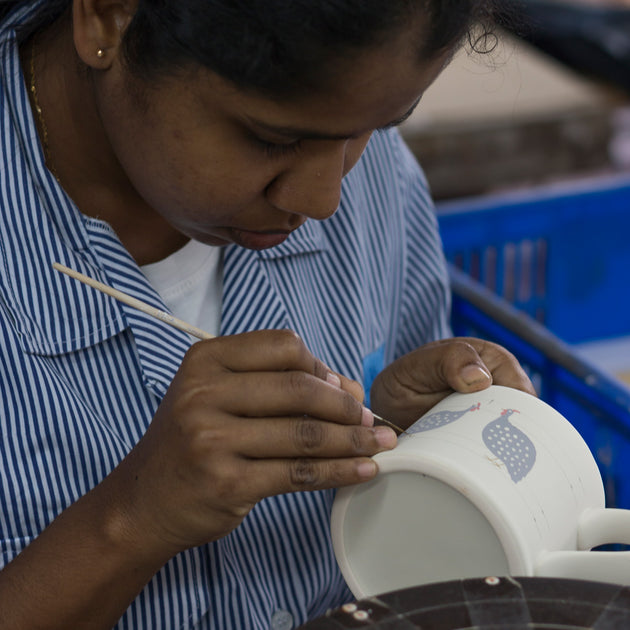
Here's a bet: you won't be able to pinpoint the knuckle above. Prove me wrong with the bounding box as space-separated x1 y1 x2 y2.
341 391 363 424
288 459 319 487
193 423 229 452
211 465 245 503
275 329 306 355
270 329 329 379
349 427 367 454
176 381 223 418
182 338 218 367
286 369 312 394
182 340 205 361
294 418 325 453
447 339 477 359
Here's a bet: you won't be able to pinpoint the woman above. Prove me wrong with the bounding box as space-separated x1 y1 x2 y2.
0 1 532 628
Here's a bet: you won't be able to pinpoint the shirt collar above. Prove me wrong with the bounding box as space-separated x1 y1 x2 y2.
0 8 328 391
256 216 327 260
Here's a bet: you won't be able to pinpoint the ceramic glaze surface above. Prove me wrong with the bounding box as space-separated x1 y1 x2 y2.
333 387 630 598
341 471 509 595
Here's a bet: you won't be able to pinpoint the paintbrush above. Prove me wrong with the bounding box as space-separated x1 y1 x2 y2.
52 262 405 434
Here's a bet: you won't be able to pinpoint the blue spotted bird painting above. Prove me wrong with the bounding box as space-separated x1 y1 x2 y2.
405 402 481 434
482 409 536 483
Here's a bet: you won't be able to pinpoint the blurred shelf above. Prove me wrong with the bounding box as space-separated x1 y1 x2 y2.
400 31 630 200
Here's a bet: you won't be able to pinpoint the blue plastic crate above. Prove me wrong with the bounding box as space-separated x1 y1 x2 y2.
438 176 630 344
436 176 630 509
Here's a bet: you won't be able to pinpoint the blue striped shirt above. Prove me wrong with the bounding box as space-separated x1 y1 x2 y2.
0 5 450 628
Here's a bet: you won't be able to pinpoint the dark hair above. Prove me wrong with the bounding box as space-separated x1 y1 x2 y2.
1 0 501 96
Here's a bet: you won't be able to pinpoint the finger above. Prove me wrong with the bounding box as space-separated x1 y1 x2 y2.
195 369 372 426
238 456 381 499
455 338 536 395
232 417 397 459
335 372 365 404
193 329 331 380
382 339 491 396
413 338 534 395
431 338 494 392
370 340 494 423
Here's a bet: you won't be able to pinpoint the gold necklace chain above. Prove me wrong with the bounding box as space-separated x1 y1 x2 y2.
29 37 60 182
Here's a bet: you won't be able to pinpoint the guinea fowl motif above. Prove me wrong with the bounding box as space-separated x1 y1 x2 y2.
482 409 536 483
405 402 481 435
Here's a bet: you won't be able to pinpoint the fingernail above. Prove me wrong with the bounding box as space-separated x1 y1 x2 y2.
461 364 491 386
357 460 377 478
326 372 341 388
361 407 374 427
374 426 397 448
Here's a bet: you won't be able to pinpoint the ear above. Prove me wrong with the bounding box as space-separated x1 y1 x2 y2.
73 0 139 69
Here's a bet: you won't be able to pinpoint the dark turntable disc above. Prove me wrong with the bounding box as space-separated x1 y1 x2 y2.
299 576 630 629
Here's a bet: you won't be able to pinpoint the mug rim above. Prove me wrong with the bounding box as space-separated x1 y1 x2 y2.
332 452 533 598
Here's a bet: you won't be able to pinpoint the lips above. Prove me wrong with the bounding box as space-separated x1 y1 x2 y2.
229 228 291 250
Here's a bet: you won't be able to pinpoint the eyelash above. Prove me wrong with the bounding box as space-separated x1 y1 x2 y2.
256 138 303 159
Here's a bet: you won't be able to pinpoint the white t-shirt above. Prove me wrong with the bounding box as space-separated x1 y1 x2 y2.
141 239 223 338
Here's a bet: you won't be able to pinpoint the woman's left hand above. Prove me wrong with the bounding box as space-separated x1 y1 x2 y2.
370 337 536 430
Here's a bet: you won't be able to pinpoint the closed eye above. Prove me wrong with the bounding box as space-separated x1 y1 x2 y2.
254 136 303 159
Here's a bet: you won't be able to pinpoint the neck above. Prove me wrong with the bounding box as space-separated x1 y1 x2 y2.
20 22 187 265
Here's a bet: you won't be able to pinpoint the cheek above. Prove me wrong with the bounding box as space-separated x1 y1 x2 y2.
96 80 271 217
109 121 271 220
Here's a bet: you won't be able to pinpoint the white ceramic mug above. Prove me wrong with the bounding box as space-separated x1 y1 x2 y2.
331 385 630 599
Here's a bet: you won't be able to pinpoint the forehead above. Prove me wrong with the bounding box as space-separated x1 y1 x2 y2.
222 39 453 138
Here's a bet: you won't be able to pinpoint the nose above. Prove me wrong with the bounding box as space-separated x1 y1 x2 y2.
265 136 369 220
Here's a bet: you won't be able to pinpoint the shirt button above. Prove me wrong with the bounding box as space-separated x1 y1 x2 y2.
270 609 294 630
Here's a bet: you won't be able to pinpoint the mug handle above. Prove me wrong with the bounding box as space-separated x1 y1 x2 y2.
535 507 630 585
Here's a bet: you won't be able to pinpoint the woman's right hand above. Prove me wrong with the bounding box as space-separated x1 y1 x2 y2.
0 330 396 630
113 329 397 559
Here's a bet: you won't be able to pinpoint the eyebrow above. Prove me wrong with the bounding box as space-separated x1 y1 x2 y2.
248 97 421 141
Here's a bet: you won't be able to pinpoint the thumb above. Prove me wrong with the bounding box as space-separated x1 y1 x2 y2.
400 339 494 394
370 340 493 424
452 362 493 391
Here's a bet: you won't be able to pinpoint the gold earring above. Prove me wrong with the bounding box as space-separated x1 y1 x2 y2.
96 48 105 58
